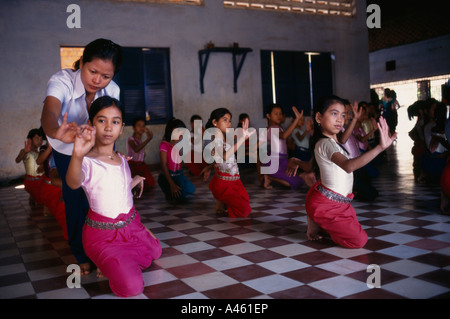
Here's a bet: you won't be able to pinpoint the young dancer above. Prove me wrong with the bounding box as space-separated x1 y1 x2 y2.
16 129 44 206
158 118 195 202
201 108 252 218
263 104 315 189
287 95 397 248
127 116 156 190
41 38 123 275
66 96 161 297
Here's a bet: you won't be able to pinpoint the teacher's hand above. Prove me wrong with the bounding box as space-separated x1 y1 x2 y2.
54 113 78 144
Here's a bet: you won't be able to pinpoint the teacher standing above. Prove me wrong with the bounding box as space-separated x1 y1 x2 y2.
41 38 122 275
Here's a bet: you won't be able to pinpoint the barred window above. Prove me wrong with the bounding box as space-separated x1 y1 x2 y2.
224 0 355 16
261 50 333 117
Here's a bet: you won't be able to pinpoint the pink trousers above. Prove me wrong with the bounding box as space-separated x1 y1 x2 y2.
305 181 368 249
82 206 162 297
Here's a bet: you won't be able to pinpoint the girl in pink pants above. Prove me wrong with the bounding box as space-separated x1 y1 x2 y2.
66 96 161 297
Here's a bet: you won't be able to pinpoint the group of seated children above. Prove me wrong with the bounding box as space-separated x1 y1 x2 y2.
407 98 450 214
16 128 67 239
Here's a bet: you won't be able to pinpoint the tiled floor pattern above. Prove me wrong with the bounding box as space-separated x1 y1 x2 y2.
0 134 449 299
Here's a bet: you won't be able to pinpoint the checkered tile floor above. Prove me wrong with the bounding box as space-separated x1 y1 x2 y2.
1 133 449 299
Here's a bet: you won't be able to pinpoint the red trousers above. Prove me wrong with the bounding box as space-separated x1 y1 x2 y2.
25 175 68 240
209 172 251 218
128 161 156 188
24 175 44 205
305 181 368 248
185 151 208 176
40 177 68 240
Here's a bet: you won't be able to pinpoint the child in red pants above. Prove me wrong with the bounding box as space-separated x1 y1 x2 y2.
288 96 397 248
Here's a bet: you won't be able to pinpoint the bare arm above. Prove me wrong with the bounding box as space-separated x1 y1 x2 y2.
159 150 181 197
66 125 95 189
37 144 52 165
15 139 32 163
338 101 361 144
280 107 303 140
128 129 153 153
41 96 78 143
332 117 396 173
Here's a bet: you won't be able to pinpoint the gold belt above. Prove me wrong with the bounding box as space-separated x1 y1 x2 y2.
216 174 240 181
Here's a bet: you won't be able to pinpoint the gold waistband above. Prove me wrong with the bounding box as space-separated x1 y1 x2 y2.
216 174 240 181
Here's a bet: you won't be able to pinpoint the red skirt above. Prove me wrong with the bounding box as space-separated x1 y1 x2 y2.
209 171 251 218
82 206 162 297
305 180 368 248
24 175 44 205
39 177 68 240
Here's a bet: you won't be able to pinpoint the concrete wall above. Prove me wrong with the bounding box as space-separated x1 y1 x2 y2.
370 34 450 85
0 0 370 181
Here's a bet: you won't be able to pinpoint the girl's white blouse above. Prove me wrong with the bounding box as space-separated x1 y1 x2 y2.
315 138 353 196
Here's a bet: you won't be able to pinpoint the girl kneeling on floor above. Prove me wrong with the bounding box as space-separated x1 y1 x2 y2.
66 96 161 297
288 96 396 248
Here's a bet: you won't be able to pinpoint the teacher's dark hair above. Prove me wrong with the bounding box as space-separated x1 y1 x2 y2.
73 38 123 75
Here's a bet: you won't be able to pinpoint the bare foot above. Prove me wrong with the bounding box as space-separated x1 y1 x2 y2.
79 262 91 276
263 175 272 189
306 215 323 241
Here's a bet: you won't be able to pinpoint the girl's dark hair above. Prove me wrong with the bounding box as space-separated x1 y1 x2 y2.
205 108 232 129
73 38 123 74
163 118 186 142
237 113 249 128
310 95 346 178
89 96 123 123
27 128 41 139
190 114 202 122
132 116 146 127
266 104 283 116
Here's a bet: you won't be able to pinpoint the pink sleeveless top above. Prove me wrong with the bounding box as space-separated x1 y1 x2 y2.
81 155 133 219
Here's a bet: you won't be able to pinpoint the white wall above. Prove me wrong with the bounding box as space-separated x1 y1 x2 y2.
0 0 370 181
370 34 450 85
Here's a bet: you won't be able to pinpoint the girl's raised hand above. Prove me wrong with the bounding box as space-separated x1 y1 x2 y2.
292 107 303 120
73 125 96 158
24 138 32 153
351 101 362 121
377 116 397 150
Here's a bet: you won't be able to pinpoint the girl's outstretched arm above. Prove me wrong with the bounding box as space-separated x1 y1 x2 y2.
338 101 361 144
332 117 396 174
66 125 96 189
280 107 303 140
159 150 182 198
